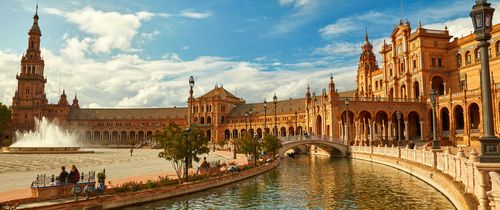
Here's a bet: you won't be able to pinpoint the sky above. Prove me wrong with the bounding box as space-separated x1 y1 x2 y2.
0 0 498 108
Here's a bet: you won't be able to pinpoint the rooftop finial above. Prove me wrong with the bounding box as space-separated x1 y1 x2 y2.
418 19 422 28
36 0 38 15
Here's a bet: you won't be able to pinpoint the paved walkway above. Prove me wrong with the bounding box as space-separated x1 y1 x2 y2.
0 149 247 203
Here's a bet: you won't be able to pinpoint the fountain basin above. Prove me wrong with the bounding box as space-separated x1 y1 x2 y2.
1 147 94 154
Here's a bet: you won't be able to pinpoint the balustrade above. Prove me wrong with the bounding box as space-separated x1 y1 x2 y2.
351 145 500 209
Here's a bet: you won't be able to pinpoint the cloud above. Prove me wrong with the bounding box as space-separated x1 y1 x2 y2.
46 6 153 53
320 11 395 38
319 18 357 38
269 0 319 36
157 10 212 19
423 2 500 39
0 46 357 108
278 0 311 7
179 10 212 19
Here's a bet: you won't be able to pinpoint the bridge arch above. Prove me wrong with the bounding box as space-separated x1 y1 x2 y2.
279 138 348 157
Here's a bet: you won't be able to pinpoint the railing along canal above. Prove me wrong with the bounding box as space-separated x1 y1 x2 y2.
352 145 500 210
280 135 348 146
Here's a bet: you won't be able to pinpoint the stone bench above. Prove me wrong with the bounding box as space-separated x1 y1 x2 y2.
31 182 95 199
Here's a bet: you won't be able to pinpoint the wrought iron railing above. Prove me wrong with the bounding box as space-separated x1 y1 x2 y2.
31 171 96 188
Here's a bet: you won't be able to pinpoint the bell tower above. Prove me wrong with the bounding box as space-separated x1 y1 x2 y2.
11 4 48 131
356 28 378 97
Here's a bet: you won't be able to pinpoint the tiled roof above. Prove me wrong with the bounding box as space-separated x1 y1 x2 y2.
199 86 239 100
229 98 306 117
67 107 187 120
338 90 356 97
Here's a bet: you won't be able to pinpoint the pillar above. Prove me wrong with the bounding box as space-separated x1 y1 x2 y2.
420 121 425 141
369 119 374 145
388 122 393 140
404 121 409 141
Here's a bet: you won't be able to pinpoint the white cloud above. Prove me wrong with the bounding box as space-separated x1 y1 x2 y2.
0 47 357 108
319 11 395 38
269 0 319 36
278 0 311 7
157 10 212 19
46 6 154 53
179 10 212 19
423 2 500 39
319 18 357 38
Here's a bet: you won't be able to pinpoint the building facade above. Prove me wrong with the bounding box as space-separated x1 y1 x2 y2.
6 10 500 148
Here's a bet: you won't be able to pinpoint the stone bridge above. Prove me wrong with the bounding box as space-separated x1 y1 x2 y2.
279 135 349 157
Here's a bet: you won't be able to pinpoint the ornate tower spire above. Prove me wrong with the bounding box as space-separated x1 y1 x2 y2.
11 2 47 131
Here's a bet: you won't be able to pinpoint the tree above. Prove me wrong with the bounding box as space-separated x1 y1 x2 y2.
237 132 261 163
0 103 11 146
156 124 209 183
262 135 282 155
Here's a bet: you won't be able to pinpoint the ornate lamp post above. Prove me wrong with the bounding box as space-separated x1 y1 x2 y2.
264 99 267 135
345 99 350 144
396 111 402 147
245 111 248 130
273 94 278 136
233 104 237 160
430 90 441 150
253 132 258 166
295 111 298 135
470 0 499 163
185 76 195 182
249 108 253 130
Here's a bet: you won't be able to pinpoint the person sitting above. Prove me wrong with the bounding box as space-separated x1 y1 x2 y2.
56 166 69 185
67 165 80 184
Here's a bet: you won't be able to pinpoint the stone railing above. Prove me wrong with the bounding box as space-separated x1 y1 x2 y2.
352 145 500 210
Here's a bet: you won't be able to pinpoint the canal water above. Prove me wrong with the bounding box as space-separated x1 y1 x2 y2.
131 155 455 209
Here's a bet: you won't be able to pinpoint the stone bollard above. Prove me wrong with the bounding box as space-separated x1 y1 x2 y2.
443 147 451 175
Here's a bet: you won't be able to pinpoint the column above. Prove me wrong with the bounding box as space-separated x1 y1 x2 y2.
388 122 393 141
404 121 409 141
420 121 425 141
355 122 359 143
382 120 386 141
369 119 374 145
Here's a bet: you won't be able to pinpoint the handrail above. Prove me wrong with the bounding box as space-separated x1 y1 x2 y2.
279 135 347 145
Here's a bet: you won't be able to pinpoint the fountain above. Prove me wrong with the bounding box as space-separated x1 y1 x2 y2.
2 117 93 154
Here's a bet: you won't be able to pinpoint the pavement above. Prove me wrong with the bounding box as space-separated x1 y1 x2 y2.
0 148 247 203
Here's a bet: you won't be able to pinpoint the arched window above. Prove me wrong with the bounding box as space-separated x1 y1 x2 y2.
456 54 462 68
400 62 405 73
465 51 471 64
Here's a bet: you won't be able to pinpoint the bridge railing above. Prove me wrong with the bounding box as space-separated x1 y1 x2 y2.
280 135 347 145
352 145 500 210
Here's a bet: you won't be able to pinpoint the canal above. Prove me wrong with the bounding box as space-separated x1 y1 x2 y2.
130 155 455 209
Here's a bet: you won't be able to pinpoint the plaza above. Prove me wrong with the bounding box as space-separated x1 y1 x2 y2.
0 0 500 209
0 149 241 202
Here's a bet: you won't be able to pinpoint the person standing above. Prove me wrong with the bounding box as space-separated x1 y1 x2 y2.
130 147 134 156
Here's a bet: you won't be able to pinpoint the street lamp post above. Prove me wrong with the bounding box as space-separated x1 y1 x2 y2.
273 94 277 136
295 111 298 135
430 90 441 150
253 132 258 167
345 99 350 144
233 104 237 160
245 112 248 130
185 76 195 182
264 99 267 135
470 0 500 163
396 111 402 147
249 108 253 130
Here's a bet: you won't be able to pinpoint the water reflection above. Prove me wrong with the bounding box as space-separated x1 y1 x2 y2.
129 155 455 209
